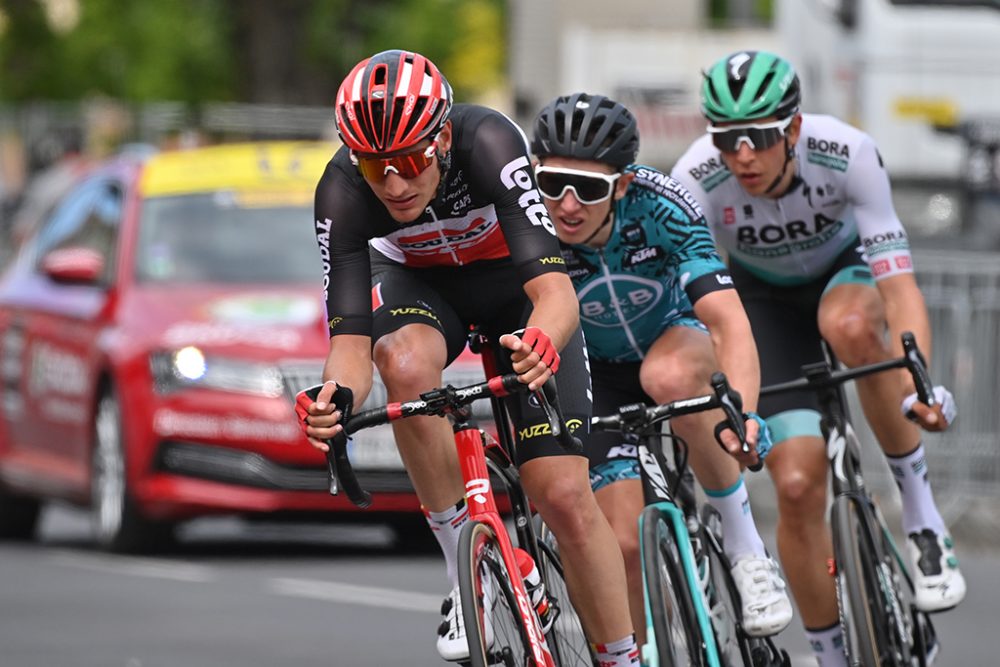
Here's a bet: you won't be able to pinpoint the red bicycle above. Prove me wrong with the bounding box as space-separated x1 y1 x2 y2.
315 334 595 667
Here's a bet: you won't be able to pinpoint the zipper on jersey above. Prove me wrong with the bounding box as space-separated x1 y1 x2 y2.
424 204 463 265
598 248 644 360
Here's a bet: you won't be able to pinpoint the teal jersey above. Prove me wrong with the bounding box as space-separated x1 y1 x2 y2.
561 165 733 363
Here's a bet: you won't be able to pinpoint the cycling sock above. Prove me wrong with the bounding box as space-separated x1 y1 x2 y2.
591 634 640 666
704 476 766 562
424 498 469 588
886 443 946 536
804 621 848 667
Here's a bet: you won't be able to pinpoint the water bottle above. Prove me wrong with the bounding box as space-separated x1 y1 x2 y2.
515 548 553 632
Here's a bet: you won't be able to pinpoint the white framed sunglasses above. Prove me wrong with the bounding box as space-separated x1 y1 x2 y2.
534 165 622 205
707 116 794 153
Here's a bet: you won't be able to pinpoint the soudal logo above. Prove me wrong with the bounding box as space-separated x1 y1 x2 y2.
807 137 850 158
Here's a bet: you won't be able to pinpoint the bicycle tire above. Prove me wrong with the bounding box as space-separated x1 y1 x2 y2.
832 494 884 667
640 504 705 667
870 509 917 666
459 520 543 667
532 515 598 666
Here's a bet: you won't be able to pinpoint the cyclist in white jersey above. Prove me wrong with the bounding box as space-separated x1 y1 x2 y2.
672 50 965 667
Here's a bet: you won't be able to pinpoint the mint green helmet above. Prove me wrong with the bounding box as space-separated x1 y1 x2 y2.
701 51 800 123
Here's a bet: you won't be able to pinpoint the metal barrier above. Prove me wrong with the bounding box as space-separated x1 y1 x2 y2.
851 249 1000 522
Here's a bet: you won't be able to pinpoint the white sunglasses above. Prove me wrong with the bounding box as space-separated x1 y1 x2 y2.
534 165 622 205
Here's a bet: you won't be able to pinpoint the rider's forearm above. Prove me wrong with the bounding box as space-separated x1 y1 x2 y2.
322 334 375 406
878 273 933 394
523 272 581 351
695 290 761 413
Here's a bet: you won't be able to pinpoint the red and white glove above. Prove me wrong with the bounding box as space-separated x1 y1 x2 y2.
516 326 560 373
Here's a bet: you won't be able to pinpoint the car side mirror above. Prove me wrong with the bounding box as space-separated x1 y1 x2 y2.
40 247 105 285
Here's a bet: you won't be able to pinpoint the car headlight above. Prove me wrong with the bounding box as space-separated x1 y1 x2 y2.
150 346 285 397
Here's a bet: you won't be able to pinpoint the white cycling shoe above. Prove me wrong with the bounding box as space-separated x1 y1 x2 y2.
731 554 794 637
437 585 494 661
907 528 967 612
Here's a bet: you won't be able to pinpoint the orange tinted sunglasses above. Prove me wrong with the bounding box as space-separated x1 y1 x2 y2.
351 141 438 183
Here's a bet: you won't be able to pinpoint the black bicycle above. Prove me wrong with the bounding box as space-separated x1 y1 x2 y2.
759 332 939 667
591 372 790 667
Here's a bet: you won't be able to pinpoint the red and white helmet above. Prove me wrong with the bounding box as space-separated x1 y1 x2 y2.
335 50 453 154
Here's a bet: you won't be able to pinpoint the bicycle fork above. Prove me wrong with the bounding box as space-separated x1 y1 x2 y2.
639 502 723 667
455 422 555 667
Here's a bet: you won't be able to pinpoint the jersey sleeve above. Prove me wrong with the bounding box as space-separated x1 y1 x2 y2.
467 113 567 282
847 135 914 280
314 156 377 337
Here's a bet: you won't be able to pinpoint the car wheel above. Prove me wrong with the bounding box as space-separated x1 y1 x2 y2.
91 389 175 553
0 491 42 540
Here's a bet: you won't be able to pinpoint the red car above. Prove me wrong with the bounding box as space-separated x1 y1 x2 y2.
0 141 487 551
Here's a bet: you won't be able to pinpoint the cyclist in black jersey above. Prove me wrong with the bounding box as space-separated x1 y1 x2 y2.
294 50 638 666
672 50 965 667
531 92 792 642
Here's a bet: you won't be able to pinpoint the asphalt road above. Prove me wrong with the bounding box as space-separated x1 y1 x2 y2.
1 504 997 667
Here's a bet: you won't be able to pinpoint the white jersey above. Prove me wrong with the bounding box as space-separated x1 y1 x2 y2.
671 114 913 286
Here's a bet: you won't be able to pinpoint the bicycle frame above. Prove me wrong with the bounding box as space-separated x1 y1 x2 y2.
327 333 584 667
593 373 745 667
759 332 938 666
637 432 724 667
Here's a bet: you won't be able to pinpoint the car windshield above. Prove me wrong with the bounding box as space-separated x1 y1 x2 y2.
135 193 321 284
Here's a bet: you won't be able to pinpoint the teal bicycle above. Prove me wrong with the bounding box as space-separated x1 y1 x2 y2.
592 372 789 667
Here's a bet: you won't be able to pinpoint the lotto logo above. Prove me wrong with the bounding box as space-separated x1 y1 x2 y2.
895 256 912 270
724 207 736 225
871 259 891 276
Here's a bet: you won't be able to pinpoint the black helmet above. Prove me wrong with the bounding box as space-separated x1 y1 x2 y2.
531 92 639 168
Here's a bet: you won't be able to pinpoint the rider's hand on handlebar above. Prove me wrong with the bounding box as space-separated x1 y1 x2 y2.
718 412 773 470
294 381 350 452
499 327 560 391
902 385 956 432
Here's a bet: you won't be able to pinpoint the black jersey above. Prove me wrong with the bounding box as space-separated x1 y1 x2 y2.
314 104 566 337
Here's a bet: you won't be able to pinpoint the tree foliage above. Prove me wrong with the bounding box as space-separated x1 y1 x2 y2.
0 0 506 104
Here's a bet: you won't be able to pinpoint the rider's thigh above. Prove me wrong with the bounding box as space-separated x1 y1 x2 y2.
817 283 888 364
639 326 716 402
520 454 600 545
372 323 449 399
766 434 829 519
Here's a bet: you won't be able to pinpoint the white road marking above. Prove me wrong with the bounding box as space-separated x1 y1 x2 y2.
269 577 442 613
48 550 215 583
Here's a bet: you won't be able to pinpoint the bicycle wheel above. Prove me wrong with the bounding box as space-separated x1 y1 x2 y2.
832 494 915 667
459 520 543 667
533 514 597 666
640 504 705 667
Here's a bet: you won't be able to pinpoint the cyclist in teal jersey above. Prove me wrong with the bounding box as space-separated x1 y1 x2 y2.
671 50 965 667
531 92 793 641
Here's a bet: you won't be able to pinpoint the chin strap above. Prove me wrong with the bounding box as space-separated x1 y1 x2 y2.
763 137 796 196
582 210 615 246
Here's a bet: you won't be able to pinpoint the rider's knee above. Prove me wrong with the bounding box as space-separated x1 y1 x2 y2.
373 330 444 394
773 466 827 519
818 311 885 366
639 355 708 402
